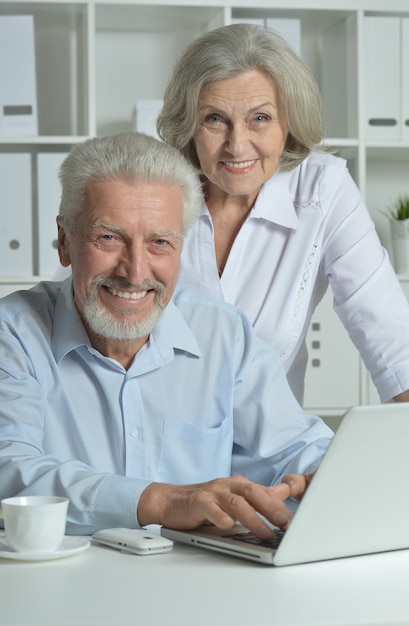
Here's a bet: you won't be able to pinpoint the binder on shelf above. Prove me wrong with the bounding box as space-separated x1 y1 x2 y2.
0 15 38 137
402 18 409 142
133 100 163 139
364 16 400 141
0 154 33 276
321 15 358 139
37 153 68 277
232 18 265 26
265 18 301 57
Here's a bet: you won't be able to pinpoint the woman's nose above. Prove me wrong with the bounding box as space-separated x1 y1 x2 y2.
226 124 249 155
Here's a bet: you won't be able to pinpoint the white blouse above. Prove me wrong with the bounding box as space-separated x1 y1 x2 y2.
178 151 409 404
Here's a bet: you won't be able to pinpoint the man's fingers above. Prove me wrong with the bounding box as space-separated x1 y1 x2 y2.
281 473 314 501
267 482 292 500
224 480 292 536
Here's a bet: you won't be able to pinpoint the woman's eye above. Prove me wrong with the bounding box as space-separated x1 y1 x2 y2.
205 114 222 124
255 114 269 122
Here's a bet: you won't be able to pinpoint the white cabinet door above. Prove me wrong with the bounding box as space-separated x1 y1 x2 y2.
303 289 361 412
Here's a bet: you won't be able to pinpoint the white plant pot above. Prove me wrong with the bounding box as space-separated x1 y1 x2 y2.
390 218 409 274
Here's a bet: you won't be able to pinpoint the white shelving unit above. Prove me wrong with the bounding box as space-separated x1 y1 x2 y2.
1 0 409 417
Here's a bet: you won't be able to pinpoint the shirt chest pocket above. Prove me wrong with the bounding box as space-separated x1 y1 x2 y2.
156 416 233 484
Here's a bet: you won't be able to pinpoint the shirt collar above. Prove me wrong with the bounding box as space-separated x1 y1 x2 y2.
51 278 202 364
252 172 299 229
52 278 92 362
148 290 202 359
199 170 299 230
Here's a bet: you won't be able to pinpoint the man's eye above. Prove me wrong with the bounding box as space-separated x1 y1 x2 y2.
154 239 168 246
95 234 120 248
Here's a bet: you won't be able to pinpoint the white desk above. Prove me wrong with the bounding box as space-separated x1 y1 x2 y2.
1 538 409 626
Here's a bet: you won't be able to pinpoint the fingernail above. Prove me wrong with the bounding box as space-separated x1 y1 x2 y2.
273 511 290 530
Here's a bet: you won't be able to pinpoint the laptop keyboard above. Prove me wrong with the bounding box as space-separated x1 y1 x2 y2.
223 529 285 550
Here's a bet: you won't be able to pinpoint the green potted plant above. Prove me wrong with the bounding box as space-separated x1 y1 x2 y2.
382 194 409 274
383 194 409 221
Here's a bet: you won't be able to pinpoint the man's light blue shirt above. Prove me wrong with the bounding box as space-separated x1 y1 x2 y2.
0 279 332 534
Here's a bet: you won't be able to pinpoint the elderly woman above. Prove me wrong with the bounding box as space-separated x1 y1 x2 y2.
157 22 409 405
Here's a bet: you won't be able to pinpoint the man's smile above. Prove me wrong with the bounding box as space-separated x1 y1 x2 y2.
107 287 149 300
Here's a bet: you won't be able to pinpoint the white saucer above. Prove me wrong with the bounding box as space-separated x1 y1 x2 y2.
0 536 90 561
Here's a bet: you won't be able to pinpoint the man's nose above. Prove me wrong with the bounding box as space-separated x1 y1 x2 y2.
117 243 149 284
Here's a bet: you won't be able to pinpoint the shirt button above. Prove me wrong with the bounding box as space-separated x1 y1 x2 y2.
130 428 139 439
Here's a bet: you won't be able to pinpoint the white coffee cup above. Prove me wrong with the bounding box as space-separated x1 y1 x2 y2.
0 496 69 554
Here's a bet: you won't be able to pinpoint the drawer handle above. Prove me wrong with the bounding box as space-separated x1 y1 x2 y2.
369 118 397 126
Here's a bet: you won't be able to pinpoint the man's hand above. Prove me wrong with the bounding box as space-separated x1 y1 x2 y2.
138 475 298 539
281 473 314 501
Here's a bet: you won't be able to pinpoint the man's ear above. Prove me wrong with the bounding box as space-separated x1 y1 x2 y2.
57 217 71 267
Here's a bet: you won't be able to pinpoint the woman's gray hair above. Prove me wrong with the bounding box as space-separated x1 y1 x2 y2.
157 23 325 172
58 131 203 236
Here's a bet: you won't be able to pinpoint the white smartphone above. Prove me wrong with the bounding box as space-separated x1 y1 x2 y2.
92 527 174 555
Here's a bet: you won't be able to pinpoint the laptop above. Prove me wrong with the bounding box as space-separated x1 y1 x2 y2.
162 403 409 565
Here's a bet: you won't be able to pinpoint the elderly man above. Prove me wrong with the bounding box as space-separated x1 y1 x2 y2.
0 132 332 538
